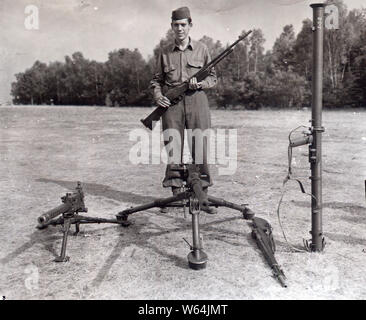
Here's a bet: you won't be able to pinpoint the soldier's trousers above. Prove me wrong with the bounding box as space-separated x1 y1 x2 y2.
161 90 212 188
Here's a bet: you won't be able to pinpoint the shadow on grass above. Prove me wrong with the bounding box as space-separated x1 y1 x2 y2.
325 232 366 246
36 178 157 204
0 228 59 264
292 200 366 216
90 218 189 289
0 224 120 265
90 215 251 290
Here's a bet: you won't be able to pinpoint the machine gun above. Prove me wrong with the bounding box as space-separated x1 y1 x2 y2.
141 30 253 130
37 181 87 229
37 182 128 262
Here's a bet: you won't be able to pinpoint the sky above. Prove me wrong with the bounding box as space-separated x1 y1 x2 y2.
0 0 365 103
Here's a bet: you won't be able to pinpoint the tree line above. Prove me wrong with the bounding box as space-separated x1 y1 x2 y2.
11 0 366 109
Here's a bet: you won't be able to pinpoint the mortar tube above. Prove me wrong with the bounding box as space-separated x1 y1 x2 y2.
310 3 326 252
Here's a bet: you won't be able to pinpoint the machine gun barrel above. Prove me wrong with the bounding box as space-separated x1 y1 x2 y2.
38 203 72 225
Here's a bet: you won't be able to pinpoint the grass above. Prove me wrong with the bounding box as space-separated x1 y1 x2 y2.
0 105 365 299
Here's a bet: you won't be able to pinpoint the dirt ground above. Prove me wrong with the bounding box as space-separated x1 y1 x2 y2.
0 105 365 300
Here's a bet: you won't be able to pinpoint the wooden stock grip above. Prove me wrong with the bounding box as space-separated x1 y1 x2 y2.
141 83 188 130
141 75 212 130
140 106 166 130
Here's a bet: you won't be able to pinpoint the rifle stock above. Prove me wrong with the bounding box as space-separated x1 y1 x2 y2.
141 82 189 130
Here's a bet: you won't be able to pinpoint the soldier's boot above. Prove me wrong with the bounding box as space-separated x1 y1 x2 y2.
160 187 183 213
202 187 217 215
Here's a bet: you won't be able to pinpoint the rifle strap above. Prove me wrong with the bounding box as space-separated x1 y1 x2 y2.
276 128 317 253
277 176 311 253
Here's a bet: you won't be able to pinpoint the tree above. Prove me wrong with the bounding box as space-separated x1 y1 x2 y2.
104 48 151 106
249 29 265 74
11 60 47 105
152 29 175 63
293 19 313 80
322 0 366 107
349 22 366 107
62 52 89 105
272 25 296 71
262 70 308 109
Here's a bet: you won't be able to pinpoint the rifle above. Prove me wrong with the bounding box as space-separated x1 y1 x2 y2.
251 217 287 287
141 30 253 130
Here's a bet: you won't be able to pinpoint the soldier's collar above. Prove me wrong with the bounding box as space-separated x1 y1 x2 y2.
172 37 194 51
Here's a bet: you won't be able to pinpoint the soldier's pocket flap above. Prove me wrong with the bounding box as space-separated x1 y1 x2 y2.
187 58 203 68
164 65 176 73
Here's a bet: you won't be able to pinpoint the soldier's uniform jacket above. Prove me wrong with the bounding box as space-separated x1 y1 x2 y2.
150 38 217 100
150 38 217 188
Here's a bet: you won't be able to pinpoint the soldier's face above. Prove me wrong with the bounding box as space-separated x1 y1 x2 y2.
171 19 192 42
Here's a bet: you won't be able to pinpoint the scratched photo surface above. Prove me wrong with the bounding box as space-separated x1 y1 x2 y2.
1 0 366 300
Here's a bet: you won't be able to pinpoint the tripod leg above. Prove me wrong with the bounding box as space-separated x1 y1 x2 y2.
74 222 80 236
116 212 132 227
187 211 208 270
117 192 189 217
54 218 71 262
206 195 255 219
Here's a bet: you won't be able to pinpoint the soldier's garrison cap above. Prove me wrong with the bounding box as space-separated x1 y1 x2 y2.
171 7 191 21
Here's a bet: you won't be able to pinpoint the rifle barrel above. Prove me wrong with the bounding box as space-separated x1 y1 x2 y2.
200 48 233 76
195 30 252 76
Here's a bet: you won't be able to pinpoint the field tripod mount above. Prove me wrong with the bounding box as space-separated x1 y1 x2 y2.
116 164 287 287
117 164 254 270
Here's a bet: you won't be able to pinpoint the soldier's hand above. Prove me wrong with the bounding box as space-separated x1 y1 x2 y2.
189 77 203 90
156 96 171 108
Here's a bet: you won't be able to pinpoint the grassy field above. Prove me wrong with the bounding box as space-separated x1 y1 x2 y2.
0 105 365 300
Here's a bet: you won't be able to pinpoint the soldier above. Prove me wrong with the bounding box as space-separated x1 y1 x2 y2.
150 6 217 204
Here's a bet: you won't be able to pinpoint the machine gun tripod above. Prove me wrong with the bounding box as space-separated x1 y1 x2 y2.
116 164 287 286
36 182 128 262
118 164 253 270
